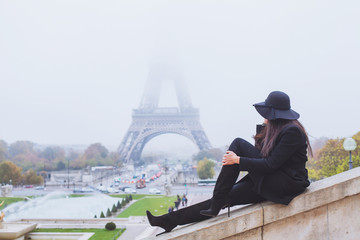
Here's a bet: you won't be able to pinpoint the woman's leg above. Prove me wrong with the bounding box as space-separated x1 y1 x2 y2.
147 199 212 235
171 199 212 224
201 138 260 217
213 138 261 197
147 178 265 235
228 176 265 206
147 139 262 233
228 138 261 158
150 177 264 227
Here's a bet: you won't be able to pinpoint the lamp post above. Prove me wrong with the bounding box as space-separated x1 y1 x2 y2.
182 164 188 195
67 157 70 189
165 158 168 185
43 159 46 187
343 138 357 170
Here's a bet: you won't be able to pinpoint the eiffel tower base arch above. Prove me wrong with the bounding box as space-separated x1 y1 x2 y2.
118 109 211 163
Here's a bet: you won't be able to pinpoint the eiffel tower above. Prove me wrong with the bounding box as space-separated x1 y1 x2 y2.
118 65 212 163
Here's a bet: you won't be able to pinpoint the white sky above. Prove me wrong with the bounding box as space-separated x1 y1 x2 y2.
1 1 359 155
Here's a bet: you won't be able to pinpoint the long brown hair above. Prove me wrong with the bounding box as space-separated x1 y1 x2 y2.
254 119 313 157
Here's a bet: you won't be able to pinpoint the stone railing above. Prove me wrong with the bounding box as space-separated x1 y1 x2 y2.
145 167 360 240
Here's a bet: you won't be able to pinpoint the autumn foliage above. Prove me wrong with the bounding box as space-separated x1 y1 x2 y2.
197 157 216 179
0 139 120 186
307 131 360 180
0 161 23 185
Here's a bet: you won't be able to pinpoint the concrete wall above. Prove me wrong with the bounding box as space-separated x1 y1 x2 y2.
146 167 360 240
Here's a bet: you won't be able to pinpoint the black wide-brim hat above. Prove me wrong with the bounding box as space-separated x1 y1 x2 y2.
253 91 300 120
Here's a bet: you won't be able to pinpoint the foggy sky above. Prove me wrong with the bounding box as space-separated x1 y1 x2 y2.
1 1 359 156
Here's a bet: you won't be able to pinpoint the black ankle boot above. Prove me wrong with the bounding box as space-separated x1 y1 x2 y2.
146 210 177 236
200 198 230 217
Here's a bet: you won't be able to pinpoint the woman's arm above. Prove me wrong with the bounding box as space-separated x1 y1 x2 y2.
238 126 304 173
222 151 240 165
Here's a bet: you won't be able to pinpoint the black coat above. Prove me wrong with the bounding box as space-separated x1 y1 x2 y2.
239 124 310 205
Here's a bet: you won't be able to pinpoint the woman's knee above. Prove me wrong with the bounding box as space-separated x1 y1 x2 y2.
229 138 246 149
228 138 259 157
229 138 250 151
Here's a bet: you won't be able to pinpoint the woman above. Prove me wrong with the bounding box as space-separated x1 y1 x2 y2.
146 91 312 236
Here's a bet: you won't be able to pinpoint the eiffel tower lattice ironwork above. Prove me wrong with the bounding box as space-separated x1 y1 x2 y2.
118 67 212 163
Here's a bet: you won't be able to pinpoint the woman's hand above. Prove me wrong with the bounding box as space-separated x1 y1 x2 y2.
222 151 240 166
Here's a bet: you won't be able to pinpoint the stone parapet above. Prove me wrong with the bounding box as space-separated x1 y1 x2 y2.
144 167 360 240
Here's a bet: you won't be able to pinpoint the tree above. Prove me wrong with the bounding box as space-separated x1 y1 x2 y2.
84 143 109 159
0 160 22 185
9 141 35 157
100 211 105 218
24 169 43 185
193 150 212 162
193 148 223 162
111 204 117 213
106 208 112 217
0 140 9 161
311 137 329 159
307 131 360 180
56 161 66 170
197 158 216 179
8 141 43 172
67 149 80 162
208 148 224 161
105 222 116 231
71 143 113 169
12 153 44 172
40 147 56 161
39 147 66 171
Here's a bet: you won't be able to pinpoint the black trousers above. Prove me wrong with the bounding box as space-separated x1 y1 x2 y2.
165 138 266 226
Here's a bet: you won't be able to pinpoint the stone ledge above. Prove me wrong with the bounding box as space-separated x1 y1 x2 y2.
150 203 263 240
263 167 360 224
144 167 360 240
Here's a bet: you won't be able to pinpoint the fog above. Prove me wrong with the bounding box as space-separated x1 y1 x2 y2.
1 1 359 156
